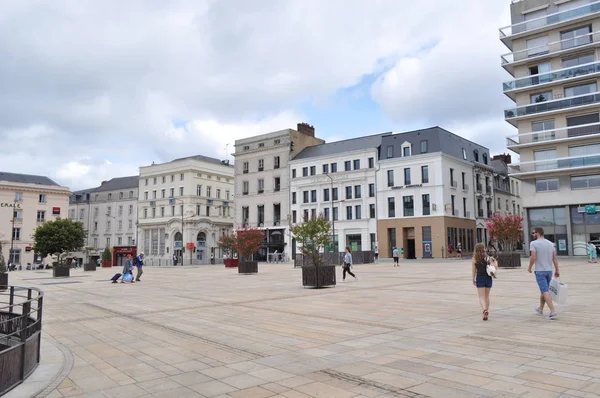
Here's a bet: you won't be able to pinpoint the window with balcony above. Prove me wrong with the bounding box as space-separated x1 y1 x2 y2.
369 204 375 218
569 143 600 167
571 174 600 189
567 113 600 137
534 148 558 170
422 194 430 216
388 197 395 218
303 191 309 203
387 170 394 187
421 166 429 184
561 25 592 50
528 62 551 86
258 179 264 194
562 53 595 68
532 120 556 141
332 188 338 201
526 35 549 58
404 168 411 185
311 190 317 203
354 185 361 199
242 181 249 195
403 196 414 217
530 91 553 103
369 183 375 197
345 186 352 200
565 82 597 98
322 164 329 174
536 178 559 192
243 162 249 174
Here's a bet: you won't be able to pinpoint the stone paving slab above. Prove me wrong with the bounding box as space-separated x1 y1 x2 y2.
7 257 600 397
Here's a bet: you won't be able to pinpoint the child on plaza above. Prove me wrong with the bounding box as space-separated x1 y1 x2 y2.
589 242 598 263
472 243 493 321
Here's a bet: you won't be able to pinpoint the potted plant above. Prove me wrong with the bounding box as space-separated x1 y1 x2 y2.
83 247 97 271
291 215 336 288
486 214 523 268
218 234 238 268
234 228 264 274
33 218 86 278
101 248 112 267
0 241 7 291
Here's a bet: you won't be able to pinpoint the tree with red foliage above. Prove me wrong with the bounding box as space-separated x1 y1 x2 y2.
218 228 264 261
485 214 523 252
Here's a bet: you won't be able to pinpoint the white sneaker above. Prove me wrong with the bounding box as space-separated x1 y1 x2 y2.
548 313 558 320
534 307 543 316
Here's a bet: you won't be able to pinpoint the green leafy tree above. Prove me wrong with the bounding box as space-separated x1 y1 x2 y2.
0 241 6 274
291 216 331 266
486 214 523 252
218 234 236 258
102 248 112 262
33 218 86 267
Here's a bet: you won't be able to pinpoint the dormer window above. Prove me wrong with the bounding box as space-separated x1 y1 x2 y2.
482 153 488 165
473 150 479 162
401 142 411 157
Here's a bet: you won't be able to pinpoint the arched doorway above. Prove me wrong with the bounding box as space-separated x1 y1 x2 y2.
173 232 183 264
196 232 206 263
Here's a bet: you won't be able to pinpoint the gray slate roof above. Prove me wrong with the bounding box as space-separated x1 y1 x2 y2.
0 171 60 186
93 176 139 192
170 154 232 167
293 132 392 160
492 159 508 175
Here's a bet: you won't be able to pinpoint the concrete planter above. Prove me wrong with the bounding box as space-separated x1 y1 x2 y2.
238 261 258 274
53 267 70 277
302 265 336 288
84 262 97 271
497 252 521 268
0 273 7 291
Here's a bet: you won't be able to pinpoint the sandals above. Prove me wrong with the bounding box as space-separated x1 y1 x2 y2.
483 310 489 321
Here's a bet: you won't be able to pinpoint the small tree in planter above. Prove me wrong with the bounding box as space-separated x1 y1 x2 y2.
101 248 112 267
291 216 335 288
33 218 86 277
0 242 7 290
486 214 523 268
234 228 264 274
218 234 238 268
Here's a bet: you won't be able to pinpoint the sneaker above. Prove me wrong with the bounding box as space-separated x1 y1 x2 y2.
534 307 543 316
548 313 558 320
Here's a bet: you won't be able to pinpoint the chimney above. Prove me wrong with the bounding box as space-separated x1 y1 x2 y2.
492 153 512 164
297 122 315 137
101 180 108 185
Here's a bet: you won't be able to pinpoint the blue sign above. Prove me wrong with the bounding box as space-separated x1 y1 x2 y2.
169 198 176 205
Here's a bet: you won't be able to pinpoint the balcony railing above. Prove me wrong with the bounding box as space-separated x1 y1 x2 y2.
510 153 600 174
505 91 600 120
476 183 483 192
503 61 600 92
487 210 493 219
507 121 600 148
450 181 457 189
486 186 492 195
478 209 484 218
274 186 280 192
452 209 459 216
465 211 471 218
462 184 469 192
501 31 598 65
499 1 600 39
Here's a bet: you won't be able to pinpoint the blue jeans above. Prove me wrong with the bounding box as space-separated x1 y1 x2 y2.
535 271 552 293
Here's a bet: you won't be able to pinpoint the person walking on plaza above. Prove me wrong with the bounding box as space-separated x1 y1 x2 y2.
588 241 598 263
374 246 379 262
457 242 463 259
472 243 493 321
392 247 399 266
528 227 560 320
135 252 144 282
120 254 134 283
343 246 357 281
173 253 178 266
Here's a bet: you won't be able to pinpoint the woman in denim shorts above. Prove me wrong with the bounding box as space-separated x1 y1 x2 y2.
472 243 493 321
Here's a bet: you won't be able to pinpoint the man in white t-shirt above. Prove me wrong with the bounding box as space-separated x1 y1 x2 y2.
528 227 561 320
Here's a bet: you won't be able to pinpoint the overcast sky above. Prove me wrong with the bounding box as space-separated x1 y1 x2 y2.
0 0 515 190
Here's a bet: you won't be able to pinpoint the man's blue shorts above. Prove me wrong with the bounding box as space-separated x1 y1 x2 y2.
535 271 553 293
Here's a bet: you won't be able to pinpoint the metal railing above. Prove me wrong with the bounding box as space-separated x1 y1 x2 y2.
0 286 43 396
503 61 600 92
504 91 600 120
499 1 600 38
510 153 600 173
506 121 600 147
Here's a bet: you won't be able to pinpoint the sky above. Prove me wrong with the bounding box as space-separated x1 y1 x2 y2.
0 0 516 190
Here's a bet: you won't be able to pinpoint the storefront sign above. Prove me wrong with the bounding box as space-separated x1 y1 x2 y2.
1 203 21 208
52 207 61 215
558 239 567 251
391 184 423 190
585 204 598 214
310 174 349 184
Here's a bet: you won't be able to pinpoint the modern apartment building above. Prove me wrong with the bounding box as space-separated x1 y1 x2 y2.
68 176 139 264
491 154 524 219
233 123 324 261
0 172 71 265
137 155 234 265
377 127 492 259
501 0 600 255
289 133 386 256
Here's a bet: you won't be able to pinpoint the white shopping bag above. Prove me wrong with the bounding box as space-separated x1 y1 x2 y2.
549 278 568 304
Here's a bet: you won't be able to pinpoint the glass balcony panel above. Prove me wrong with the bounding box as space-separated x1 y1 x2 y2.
515 154 600 173
500 1 600 38
503 62 600 91
501 31 598 65
504 92 600 119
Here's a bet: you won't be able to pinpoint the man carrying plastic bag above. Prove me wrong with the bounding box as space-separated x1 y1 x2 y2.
549 278 567 305
528 227 561 320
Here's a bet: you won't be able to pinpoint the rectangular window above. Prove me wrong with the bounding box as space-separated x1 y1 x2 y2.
530 90 553 103
331 163 337 173
310 166 316 176
534 149 557 171
562 52 595 68
170 188 174 197
421 166 429 184
243 161 249 174
403 196 414 216
388 197 395 218
323 188 330 202
333 207 339 221
79 209 84 219
274 156 280 169
117 237 123 245
196 185 202 196
36 211 45 223
160 189 165 198
353 159 360 170
387 145 393 158
369 204 375 218
531 120 556 141
311 190 317 202
355 205 362 220
422 194 430 216
387 170 394 187
206 186 211 197
571 174 600 189
292 192 297 204
403 146 411 157
258 159 264 171
118 220 123 231
107 206 112 216
257 205 265 225
354 185 361 199
151 208 156 218
346 206 352 220
311 209 317 219
420 140 428 154
129 191 134 198
171 206 175 216
274 177 280 192
565 82 597 98
242 181 249 195
324 207 330 220
526 35 549 57
242 206 249 223
152 190 157 199
344 161 351 171
561 25 592 50
12 227 21 241
303 191 309 203
368 157 374 168
302 167 308 177
119 192 123 199
303 209 309 221
369 183 375 197
106 237 111 248
292 169 296 178
258 179 264 193
462 148 467 160
118 206 123 216
404 168 411 185
463 198 467 218
108 193 112 200
39 194 46 203
128 220 133 229
345 186 352 199
292 210 297 223
322 164 329 174
332 188 338 201
180 173 184 181
216 189 221 199
153 177 157 185
178 186 183 196
536 178 560 192
567 113 600 137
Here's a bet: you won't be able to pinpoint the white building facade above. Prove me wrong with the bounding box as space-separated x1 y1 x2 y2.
137 155 234 265
289 134 385 255
233 123 323 261
68 176 139 264
0 172 71 265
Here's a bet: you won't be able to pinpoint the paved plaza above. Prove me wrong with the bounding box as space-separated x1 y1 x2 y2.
6 257 600 398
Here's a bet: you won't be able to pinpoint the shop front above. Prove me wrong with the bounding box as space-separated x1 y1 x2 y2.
112 246 137 268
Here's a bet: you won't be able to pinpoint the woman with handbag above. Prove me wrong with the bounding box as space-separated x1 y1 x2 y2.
343 246 357 281
472 243 495 321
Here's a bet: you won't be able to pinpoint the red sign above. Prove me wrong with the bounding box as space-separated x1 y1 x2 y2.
52 207 61 215
186 242 195 250
25 246 32 252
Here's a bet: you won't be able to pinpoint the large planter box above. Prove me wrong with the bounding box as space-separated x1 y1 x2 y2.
53 267 70 278
224 259 239 268
102 261 112 268
238 261 258 274
84 262 97 271
302 265 336 288
0 273 7 291
497 252 521 268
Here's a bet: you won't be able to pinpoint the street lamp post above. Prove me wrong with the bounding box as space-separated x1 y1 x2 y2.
324 173 335 253
10 199 16 266
169 198 185 265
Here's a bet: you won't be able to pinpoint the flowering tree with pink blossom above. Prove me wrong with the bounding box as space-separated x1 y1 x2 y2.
485 214 523 252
